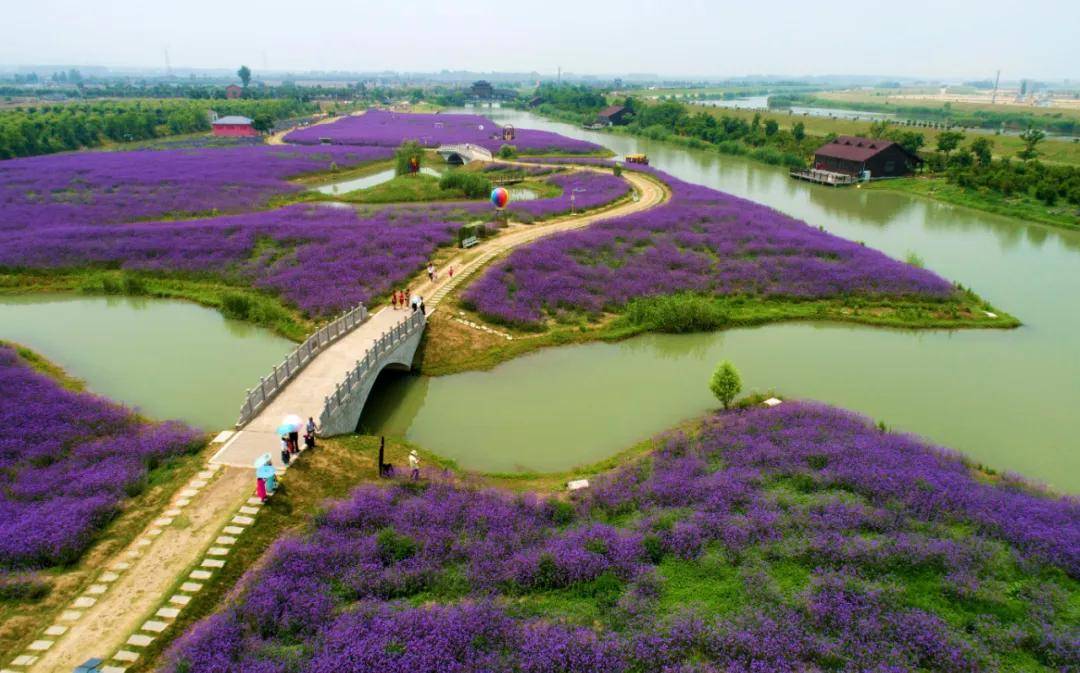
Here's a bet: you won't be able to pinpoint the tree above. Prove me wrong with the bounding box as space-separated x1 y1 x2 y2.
238 65 252 89
1018 127 1045 161
792 121 805 141
935 130 964 158
869 119 891 139
709 361 742 410
394 140 424 175
969 137 994 167
251 113 274 134
764 119 779 136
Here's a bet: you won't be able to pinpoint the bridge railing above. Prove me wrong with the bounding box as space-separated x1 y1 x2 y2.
319 310 426 430
235 303 369 428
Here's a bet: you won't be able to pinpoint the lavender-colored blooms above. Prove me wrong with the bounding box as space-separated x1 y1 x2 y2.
508 171 629 222
0 145 393 227
0 203 459 315
284 110 603 155
467 165 955 326
164 402 1078 672
0 346 200 569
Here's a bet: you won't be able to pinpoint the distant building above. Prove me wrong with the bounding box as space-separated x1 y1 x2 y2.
812 136 921 178
470 80 494 99
211 115 258 137
225 84 243 99
596 104 630 126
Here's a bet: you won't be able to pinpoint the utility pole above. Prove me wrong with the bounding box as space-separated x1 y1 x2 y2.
164 46 172 78
557 66 561 84
991 69 1000 104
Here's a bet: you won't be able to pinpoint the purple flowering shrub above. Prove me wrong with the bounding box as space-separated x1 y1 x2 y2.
284 110 604 155
0 145 393 228
0 345 201 569
0 203 459 316
467 165 956 327
164 402 1078 672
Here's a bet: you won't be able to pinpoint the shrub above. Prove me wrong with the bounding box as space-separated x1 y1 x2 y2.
498 144 517 158
709 360 742 409
375 527 418 565
439 170 493 199
621 294 730 333
220 292 253 320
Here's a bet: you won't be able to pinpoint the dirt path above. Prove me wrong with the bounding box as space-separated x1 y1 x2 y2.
15 464 250 673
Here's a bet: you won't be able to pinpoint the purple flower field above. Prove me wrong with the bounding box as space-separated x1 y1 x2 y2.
466 166 956 326
508 171 630 222
0 345 201 569
284 110 603 155
0 203 459 315
164 402 1079 672
0 145 393 228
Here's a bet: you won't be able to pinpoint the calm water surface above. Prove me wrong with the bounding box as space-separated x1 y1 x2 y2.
0 295 293 429
359 108 1080 492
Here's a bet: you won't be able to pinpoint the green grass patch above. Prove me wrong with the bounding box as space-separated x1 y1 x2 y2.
865 177 1080 231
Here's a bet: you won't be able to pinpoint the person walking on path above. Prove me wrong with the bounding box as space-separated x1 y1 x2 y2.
420 297 426 315
391 291 399 310
408 450 421 481
427 264 436 282
306 417 317 448
280 436 291 466
448 266 454 279
289 428 300 454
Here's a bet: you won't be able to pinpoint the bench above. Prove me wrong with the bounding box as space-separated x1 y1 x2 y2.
461 236 479 249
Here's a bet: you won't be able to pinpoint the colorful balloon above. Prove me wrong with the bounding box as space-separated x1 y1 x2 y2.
490 186 509 209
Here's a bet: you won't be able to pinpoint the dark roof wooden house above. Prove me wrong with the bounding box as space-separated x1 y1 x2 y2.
813 136 921 178
596 104 630 126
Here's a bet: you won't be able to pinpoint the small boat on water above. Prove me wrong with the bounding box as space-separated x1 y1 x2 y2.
625 153 649 165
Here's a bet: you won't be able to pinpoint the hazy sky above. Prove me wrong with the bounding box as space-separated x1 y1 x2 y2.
5 0 1078 80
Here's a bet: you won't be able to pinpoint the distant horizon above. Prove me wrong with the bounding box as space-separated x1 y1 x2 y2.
4 0 1078 82
1 64 1075 88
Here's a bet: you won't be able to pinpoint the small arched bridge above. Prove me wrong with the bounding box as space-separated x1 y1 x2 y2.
437 143 493 165
210 307 426 468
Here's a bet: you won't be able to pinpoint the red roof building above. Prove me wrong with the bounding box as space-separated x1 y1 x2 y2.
225 84 243 99
211 115 258 137
813 136 921 177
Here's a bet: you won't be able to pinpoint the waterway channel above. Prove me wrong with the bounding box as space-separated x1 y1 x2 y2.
358 107 1080 492
0 295 293 430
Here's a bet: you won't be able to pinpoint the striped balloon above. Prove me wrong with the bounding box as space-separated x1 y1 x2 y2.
490 186 509 209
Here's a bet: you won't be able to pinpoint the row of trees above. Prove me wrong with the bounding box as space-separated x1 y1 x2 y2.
771 94 1079 135
0 98 315 159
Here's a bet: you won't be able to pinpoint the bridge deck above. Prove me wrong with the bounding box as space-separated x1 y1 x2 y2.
210 306 415 468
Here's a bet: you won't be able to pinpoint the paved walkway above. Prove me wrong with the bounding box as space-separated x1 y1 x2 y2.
210 306 409 468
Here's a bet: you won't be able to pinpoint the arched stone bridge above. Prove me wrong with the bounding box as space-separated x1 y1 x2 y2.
210 308 426 468
437 143 494 164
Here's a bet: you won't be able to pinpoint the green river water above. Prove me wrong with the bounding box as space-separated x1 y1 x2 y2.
1 109 1077 491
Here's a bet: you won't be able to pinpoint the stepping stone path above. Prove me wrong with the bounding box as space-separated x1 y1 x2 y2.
3 463 228 673
87 493 264 669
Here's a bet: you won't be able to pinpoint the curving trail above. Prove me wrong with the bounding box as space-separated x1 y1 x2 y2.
7 164 669 673
415 165 669 309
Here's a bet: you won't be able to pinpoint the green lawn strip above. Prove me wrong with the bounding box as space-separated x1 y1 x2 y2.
864 177 1080 230
419 289 1018 377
